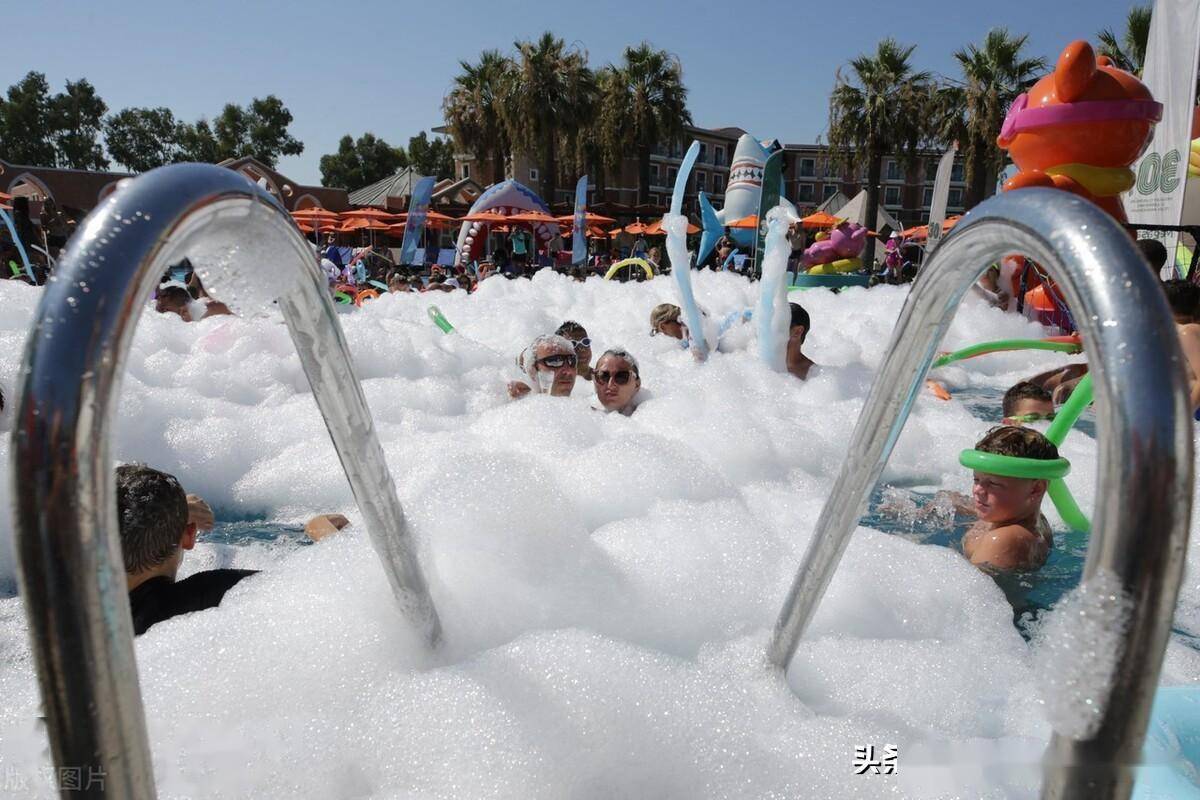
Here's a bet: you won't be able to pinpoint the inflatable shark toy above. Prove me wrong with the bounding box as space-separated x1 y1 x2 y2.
699 134 797 265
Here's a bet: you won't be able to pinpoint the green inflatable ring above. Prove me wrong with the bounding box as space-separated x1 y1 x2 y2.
933 338 1081 369
604 257 654 280
959 449 1071 479
334 291 353 304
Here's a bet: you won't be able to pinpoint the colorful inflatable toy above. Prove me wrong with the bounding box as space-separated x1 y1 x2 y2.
453 180 556 265
604 257 654 280
802 221 866 275
697 134 799 264
354 288 380 306
997 40 1161 223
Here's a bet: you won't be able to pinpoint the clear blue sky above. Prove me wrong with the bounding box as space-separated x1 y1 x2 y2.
9 0 1140 187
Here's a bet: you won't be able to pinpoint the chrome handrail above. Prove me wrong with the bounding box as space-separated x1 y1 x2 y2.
12 164 442 799
767 188 1193 800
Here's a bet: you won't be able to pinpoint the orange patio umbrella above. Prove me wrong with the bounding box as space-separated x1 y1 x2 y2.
555 212 616 226
342 207 401 222
297 220 338 234
339 218 390 232
461 209 510 224
643 218 699 236
507 211 561 226
623 221 650 235
292 207 339 220
728 214 759 230
800 210 842 229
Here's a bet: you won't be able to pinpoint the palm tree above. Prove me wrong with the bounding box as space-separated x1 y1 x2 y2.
500 32 593 201
951 29 1046 208
828 38 933 269
443 50 513 184
1098 5 1152 75
602 44 691 205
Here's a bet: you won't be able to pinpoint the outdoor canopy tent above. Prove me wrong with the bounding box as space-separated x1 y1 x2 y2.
831 190 903 235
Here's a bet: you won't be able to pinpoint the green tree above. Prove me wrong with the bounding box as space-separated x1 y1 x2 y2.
104 107 183 172
0 71 56 165
1098 5 1152 75
177 119 220 163
320 132 408 189
950 29 1046 208
210 96 303 166
49 79 109 169
406 131 453 179
602 43 691 205
443 50 513 183
500 32 594 201
828 38 933 269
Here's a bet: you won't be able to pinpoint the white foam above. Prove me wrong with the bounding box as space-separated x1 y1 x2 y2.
0 271 1193 798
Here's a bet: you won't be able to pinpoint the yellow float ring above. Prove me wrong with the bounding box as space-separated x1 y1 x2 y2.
604 257 654 280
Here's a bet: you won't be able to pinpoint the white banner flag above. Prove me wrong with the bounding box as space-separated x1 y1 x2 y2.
926 143 958 254
1125 0 1200 271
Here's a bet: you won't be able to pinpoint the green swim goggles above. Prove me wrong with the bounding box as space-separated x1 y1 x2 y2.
1002 412 1057 425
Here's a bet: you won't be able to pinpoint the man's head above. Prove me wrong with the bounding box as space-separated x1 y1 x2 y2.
650 303 684 339
523 334 578 396
593 348 641 411
155 285 192 320
556 320 592 368
970 426 1057 523
1137 237 1169 271
1162 279 1200 322
788 302 810 346
115 464 195 578
1002 381 1054 422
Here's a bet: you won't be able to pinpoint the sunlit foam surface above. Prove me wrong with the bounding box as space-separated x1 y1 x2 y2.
0 272 1197 798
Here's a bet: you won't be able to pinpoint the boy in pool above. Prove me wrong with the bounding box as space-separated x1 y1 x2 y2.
1001 381 1055 425
960 426 1056 573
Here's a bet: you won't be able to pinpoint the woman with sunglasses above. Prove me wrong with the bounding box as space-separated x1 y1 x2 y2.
507 334 579 399
591 349 642 416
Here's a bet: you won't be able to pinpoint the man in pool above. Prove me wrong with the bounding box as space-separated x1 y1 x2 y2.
118 463 258 635
507 334 578 399
591 348 642 415
785 302 817 380
1001 381 1055 424
556 320 594 381
961 426 1056 573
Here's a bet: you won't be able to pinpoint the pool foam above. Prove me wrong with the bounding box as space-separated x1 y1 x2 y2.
0 271 1195 798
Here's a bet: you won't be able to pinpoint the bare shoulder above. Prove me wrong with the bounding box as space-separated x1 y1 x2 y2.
965 523 1045 571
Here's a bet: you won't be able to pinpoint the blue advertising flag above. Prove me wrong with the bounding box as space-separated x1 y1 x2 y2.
572 175 588 265
400 176 437 265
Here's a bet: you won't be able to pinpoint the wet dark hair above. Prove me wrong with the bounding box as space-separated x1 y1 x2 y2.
1136 238 1169 270
156 285 191 307
1162 279 1199 319
1002 381 1052 416
115 464 189 573
789 303 810 342
556 320 588 339
975 426 1059 460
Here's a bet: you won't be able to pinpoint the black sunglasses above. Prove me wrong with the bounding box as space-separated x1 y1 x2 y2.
593 369 634 385
537 354 577 369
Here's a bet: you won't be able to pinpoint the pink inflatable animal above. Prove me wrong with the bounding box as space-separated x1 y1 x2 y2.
801 221 867 268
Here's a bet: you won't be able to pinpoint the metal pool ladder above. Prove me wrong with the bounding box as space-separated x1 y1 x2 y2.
12 164 441 799
768 188 1194 800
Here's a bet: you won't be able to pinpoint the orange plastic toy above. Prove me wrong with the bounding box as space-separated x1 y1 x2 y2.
997 40 1162 222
